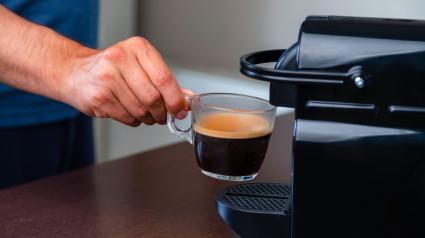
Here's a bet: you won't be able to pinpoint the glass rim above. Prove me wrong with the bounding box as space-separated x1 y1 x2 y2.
186 93 276 114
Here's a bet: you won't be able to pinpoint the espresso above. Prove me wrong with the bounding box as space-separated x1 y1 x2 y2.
193 113 272 176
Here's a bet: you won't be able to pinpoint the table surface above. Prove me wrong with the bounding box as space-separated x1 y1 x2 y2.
0 113 293 238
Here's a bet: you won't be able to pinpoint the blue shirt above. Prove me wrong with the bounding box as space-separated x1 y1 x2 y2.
0 0 99 128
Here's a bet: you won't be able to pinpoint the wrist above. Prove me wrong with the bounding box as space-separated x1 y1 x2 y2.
59 44 100 112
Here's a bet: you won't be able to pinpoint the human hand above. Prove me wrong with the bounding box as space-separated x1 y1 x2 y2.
64 37 194 127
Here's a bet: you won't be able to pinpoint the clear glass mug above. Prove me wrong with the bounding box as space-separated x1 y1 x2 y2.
167 93 276 181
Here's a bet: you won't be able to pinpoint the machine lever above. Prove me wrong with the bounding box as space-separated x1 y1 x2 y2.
240 49 367 88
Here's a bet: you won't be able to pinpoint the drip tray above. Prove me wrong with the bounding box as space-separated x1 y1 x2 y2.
215 183 291 238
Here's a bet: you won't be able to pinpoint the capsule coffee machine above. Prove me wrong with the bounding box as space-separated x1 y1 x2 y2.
215 16 425 238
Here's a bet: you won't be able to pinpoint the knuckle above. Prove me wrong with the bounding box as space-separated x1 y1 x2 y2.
128 120 142 127
157 115 167 125
154 70 171 87
137 111 155 125
90 89 111 110
169 96 184 110
102 46 126 63
134 106 149 119
145 89 162 107
95 68 115 82
143 118 155 126
127 36 149 48
122 116 140 127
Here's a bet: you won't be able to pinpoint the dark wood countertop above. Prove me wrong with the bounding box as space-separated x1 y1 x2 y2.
0 113 294 237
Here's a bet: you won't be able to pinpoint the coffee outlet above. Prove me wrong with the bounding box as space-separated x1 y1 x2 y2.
215 16 425 238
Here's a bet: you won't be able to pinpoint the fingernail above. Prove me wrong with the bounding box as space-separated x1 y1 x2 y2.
175 110 188 120
182 98 190 111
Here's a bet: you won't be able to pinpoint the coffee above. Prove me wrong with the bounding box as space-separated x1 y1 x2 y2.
168 93 276 180
193 112 272 176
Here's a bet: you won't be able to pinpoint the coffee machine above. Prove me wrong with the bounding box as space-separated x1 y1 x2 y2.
215 16 425 238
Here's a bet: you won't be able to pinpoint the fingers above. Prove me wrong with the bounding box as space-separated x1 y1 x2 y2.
109 76 156 125
134 38 187 118
117 50 167 124
181 88 196 96
88 86 143 127
179 88 196 115
118 51 167 124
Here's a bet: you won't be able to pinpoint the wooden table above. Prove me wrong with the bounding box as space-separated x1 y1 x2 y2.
0 113 293 238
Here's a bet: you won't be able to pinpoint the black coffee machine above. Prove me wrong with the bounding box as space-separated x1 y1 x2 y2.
215 16 425 238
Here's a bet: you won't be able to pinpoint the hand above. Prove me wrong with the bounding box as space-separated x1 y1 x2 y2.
64 37 193 127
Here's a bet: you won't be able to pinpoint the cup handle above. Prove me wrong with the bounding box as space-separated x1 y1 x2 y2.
167 95 194 144
167 113 193 144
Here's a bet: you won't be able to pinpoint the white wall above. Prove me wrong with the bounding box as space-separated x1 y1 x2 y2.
139 0 425 72
96 0 425 162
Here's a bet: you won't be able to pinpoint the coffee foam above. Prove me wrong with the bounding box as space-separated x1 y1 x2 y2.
194 112 272 139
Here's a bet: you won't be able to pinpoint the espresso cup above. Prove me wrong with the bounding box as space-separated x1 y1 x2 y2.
167 93 276 181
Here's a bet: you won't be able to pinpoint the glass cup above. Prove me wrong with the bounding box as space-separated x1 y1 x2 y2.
167 93 276 181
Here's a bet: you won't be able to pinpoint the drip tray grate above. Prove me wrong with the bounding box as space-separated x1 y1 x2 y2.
215 183 291 238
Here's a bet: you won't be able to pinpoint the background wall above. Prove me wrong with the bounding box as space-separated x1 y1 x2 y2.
139 0 425 72
95 0 425 162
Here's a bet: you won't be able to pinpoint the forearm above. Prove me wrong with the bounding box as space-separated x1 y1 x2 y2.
0 4 191 127
0 4 96 102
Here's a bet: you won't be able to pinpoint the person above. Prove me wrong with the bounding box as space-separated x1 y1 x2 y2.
0 0 192 189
